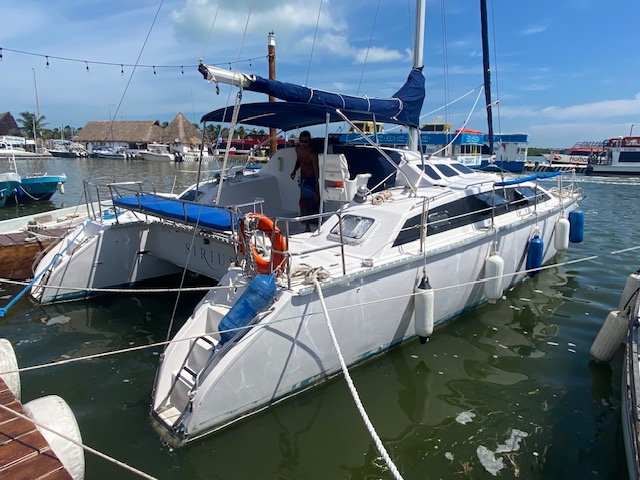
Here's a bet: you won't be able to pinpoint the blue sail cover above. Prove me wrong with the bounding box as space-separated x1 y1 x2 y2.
201 68 425 130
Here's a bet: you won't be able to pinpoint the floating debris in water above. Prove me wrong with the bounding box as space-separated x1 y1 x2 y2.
45 315 71 326
568 342 576 347
495 429 528 453
568 348 576 353
477 446 504 476
476 429 529 476
411 354 418 359
547 341 559 346
445 452 454 461
456 411 476 425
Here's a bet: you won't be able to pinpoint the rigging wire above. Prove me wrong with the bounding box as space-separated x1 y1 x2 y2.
305 0 324 86
201 1 222 60
110 0 165 123
356 0 381 95
406 0 414 59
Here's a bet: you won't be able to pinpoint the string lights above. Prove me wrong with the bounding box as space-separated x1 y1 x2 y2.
0 47 267 75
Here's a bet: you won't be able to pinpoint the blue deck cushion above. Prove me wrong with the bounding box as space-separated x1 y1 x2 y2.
114 194 238 231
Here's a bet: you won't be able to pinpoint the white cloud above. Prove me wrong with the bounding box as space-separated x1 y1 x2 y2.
541 93 640 120
519 25 547 36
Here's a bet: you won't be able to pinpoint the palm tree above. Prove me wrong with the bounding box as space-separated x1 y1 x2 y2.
17 111 48 139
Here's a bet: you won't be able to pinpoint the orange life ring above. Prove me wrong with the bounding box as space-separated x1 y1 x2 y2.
238 213 287 274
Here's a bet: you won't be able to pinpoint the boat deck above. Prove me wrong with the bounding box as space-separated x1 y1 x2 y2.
0 378 72 479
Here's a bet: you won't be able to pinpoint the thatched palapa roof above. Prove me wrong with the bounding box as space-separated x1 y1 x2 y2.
74 113 201 145
161 112 201 145
0 112 22 136
74 120 162 144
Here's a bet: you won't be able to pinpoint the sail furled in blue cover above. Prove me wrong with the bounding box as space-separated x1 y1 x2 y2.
247 67 425 127
199 63 425 128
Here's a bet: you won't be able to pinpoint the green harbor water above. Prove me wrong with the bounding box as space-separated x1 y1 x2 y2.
0 157 636 479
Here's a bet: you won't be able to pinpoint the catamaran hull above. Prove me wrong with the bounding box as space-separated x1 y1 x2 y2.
30 218 237 303
151 200 577 446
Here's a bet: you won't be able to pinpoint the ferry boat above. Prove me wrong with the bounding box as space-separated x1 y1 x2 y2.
332 123 528 173
586 136 640 175
543 141 603 165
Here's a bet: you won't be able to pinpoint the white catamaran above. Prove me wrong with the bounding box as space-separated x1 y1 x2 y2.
149 2 585 447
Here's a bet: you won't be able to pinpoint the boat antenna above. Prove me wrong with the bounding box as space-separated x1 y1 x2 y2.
408 0 426 151
480 0 494 157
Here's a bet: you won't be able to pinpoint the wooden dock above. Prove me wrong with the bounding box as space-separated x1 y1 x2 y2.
0 378 72 479
0 228 68 281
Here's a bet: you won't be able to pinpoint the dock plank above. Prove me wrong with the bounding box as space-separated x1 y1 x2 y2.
0 378 73 479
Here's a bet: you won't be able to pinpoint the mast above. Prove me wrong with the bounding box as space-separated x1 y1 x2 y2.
480 0 494 156
408 0 426 152
268 32 277 156
32 68 41 153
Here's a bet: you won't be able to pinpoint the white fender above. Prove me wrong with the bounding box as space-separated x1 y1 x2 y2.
484 253 504 302
619 271 640 314
590 310 629 363
554 217 570 252
0 338 20 401
414 277 434 344
23 395 85 480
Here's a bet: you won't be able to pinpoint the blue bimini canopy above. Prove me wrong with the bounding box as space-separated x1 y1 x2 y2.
201 68 425 130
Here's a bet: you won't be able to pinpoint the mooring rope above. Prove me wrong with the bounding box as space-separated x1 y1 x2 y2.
4 241 640 378
307 270 404 479
0 402 157 479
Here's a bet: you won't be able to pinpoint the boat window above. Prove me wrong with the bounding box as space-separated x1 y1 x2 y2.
330 215 375 240
476 191 509 208
427 211 451 232
620 151 640 162
418 165 442 180
449 163 475 175
513 186 545 204
393 196 494 247
179 189 206 202
433 164 459 177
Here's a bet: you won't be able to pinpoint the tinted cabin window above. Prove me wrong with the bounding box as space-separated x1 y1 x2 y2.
433 163 459 177
392 186 548 247
450 163 475 174
418 165 442 180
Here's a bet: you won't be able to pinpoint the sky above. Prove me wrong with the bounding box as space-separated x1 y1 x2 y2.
1 0 639 148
